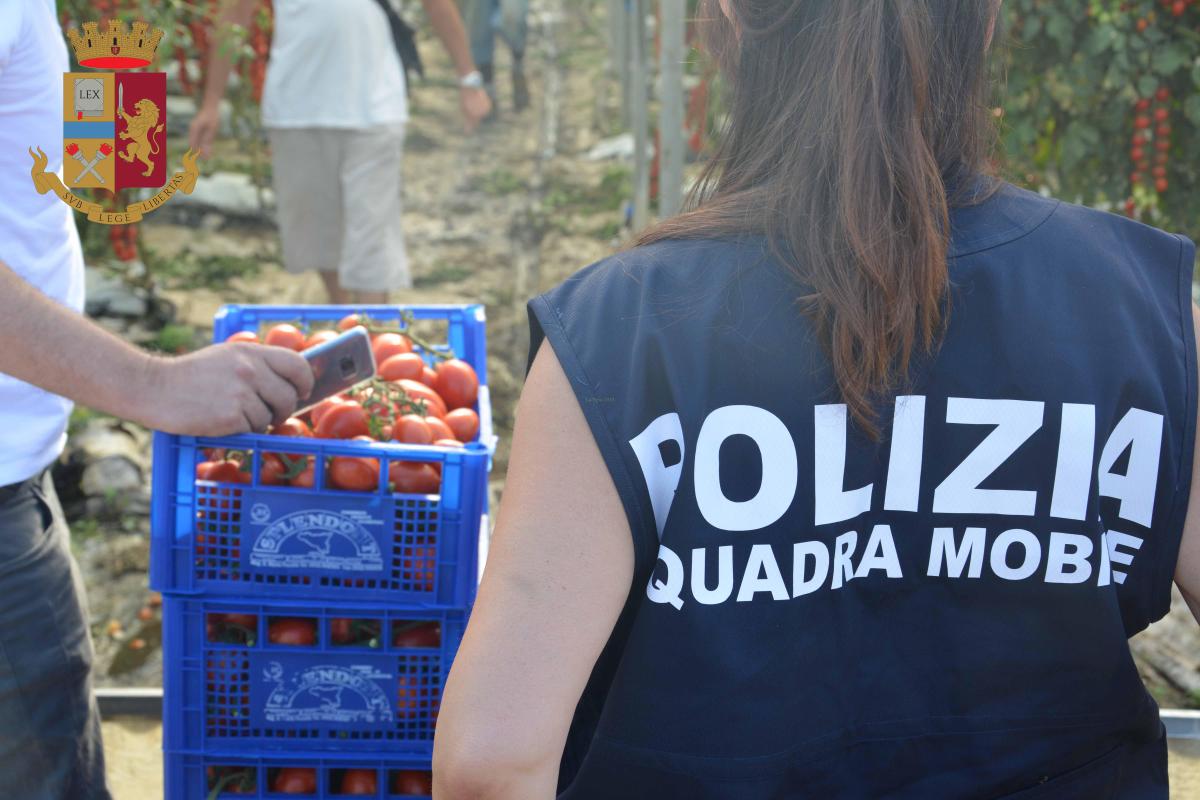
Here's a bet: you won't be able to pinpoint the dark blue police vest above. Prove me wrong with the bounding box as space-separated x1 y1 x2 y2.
528 182 1197 799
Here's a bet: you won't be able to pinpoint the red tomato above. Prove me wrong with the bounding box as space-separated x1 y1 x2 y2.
393 414 433 445
396 673 427 717
445 408 480 442
393 621 440 648
264 324 306 351
396 380 447 419
337 313 364 331
261 453 287 485
424 416 455 441
310 396 347 429
223 613 258 630
391 770 433 796
404 545 437 593
389 461 440 495
331 618 353 644
290 460 316 489
372 332 413 364
272 417 313 438
268 618 316 646
272 767 317 794
378 353 426 382
433 438 463 448
434 359 480 410
304 329 338 349
315 401 370 439
200 459 250 484
419 366 439 388
339 769 377 795
226 330 259 344
329 455 380 492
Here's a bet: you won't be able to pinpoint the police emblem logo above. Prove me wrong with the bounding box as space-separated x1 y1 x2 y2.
27 19 202 225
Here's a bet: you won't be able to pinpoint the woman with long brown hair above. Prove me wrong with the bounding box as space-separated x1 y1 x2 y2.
434 1 1200 797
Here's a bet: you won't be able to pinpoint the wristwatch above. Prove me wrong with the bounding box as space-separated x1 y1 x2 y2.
459 70 485 90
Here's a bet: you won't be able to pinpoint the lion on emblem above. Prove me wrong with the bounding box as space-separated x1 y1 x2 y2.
117 98 164 177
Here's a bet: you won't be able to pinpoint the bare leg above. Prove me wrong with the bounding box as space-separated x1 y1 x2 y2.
319 271 351 305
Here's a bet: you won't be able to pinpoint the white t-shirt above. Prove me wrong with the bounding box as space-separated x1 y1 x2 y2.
262 0 408 130
0 0 86 486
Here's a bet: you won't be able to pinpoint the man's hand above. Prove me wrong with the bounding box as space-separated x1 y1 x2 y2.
0 258 316 440
137 343 316 437
188 105 221 159
460 86 492 133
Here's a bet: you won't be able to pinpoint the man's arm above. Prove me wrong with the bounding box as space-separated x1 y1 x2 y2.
187 0 259 157
419 0 492 131
0 260 313 436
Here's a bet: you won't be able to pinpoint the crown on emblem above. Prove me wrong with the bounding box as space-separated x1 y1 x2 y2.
68 20 163 69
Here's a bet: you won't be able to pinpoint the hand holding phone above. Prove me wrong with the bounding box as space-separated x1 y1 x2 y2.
298 326 377 413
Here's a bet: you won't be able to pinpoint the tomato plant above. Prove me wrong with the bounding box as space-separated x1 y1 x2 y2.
1000 0 1200 235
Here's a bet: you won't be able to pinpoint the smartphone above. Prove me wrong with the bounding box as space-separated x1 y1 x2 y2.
298 326 376 414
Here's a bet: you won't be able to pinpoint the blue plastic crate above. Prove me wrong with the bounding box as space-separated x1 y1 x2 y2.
166 749 433 798
150 433 488 606
212 303 495 454
214 303 487 379
163 596 464 756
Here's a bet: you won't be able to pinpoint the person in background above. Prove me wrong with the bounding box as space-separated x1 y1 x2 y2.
465 0 530 116
434 0 1200 797
189 0 492 305
0 2 314 797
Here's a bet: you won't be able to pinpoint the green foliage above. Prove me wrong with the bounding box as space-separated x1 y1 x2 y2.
479 168 527 196
143 245 263 289
543 166 631 214
999 0 1200 235
150 323 198 354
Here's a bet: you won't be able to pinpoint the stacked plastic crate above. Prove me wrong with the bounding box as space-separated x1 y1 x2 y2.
150 305 492 798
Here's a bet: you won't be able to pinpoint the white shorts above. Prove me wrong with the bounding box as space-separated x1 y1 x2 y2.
267 126 410 292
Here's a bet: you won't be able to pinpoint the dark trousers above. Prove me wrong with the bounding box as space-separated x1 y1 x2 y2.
0 471 110 799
